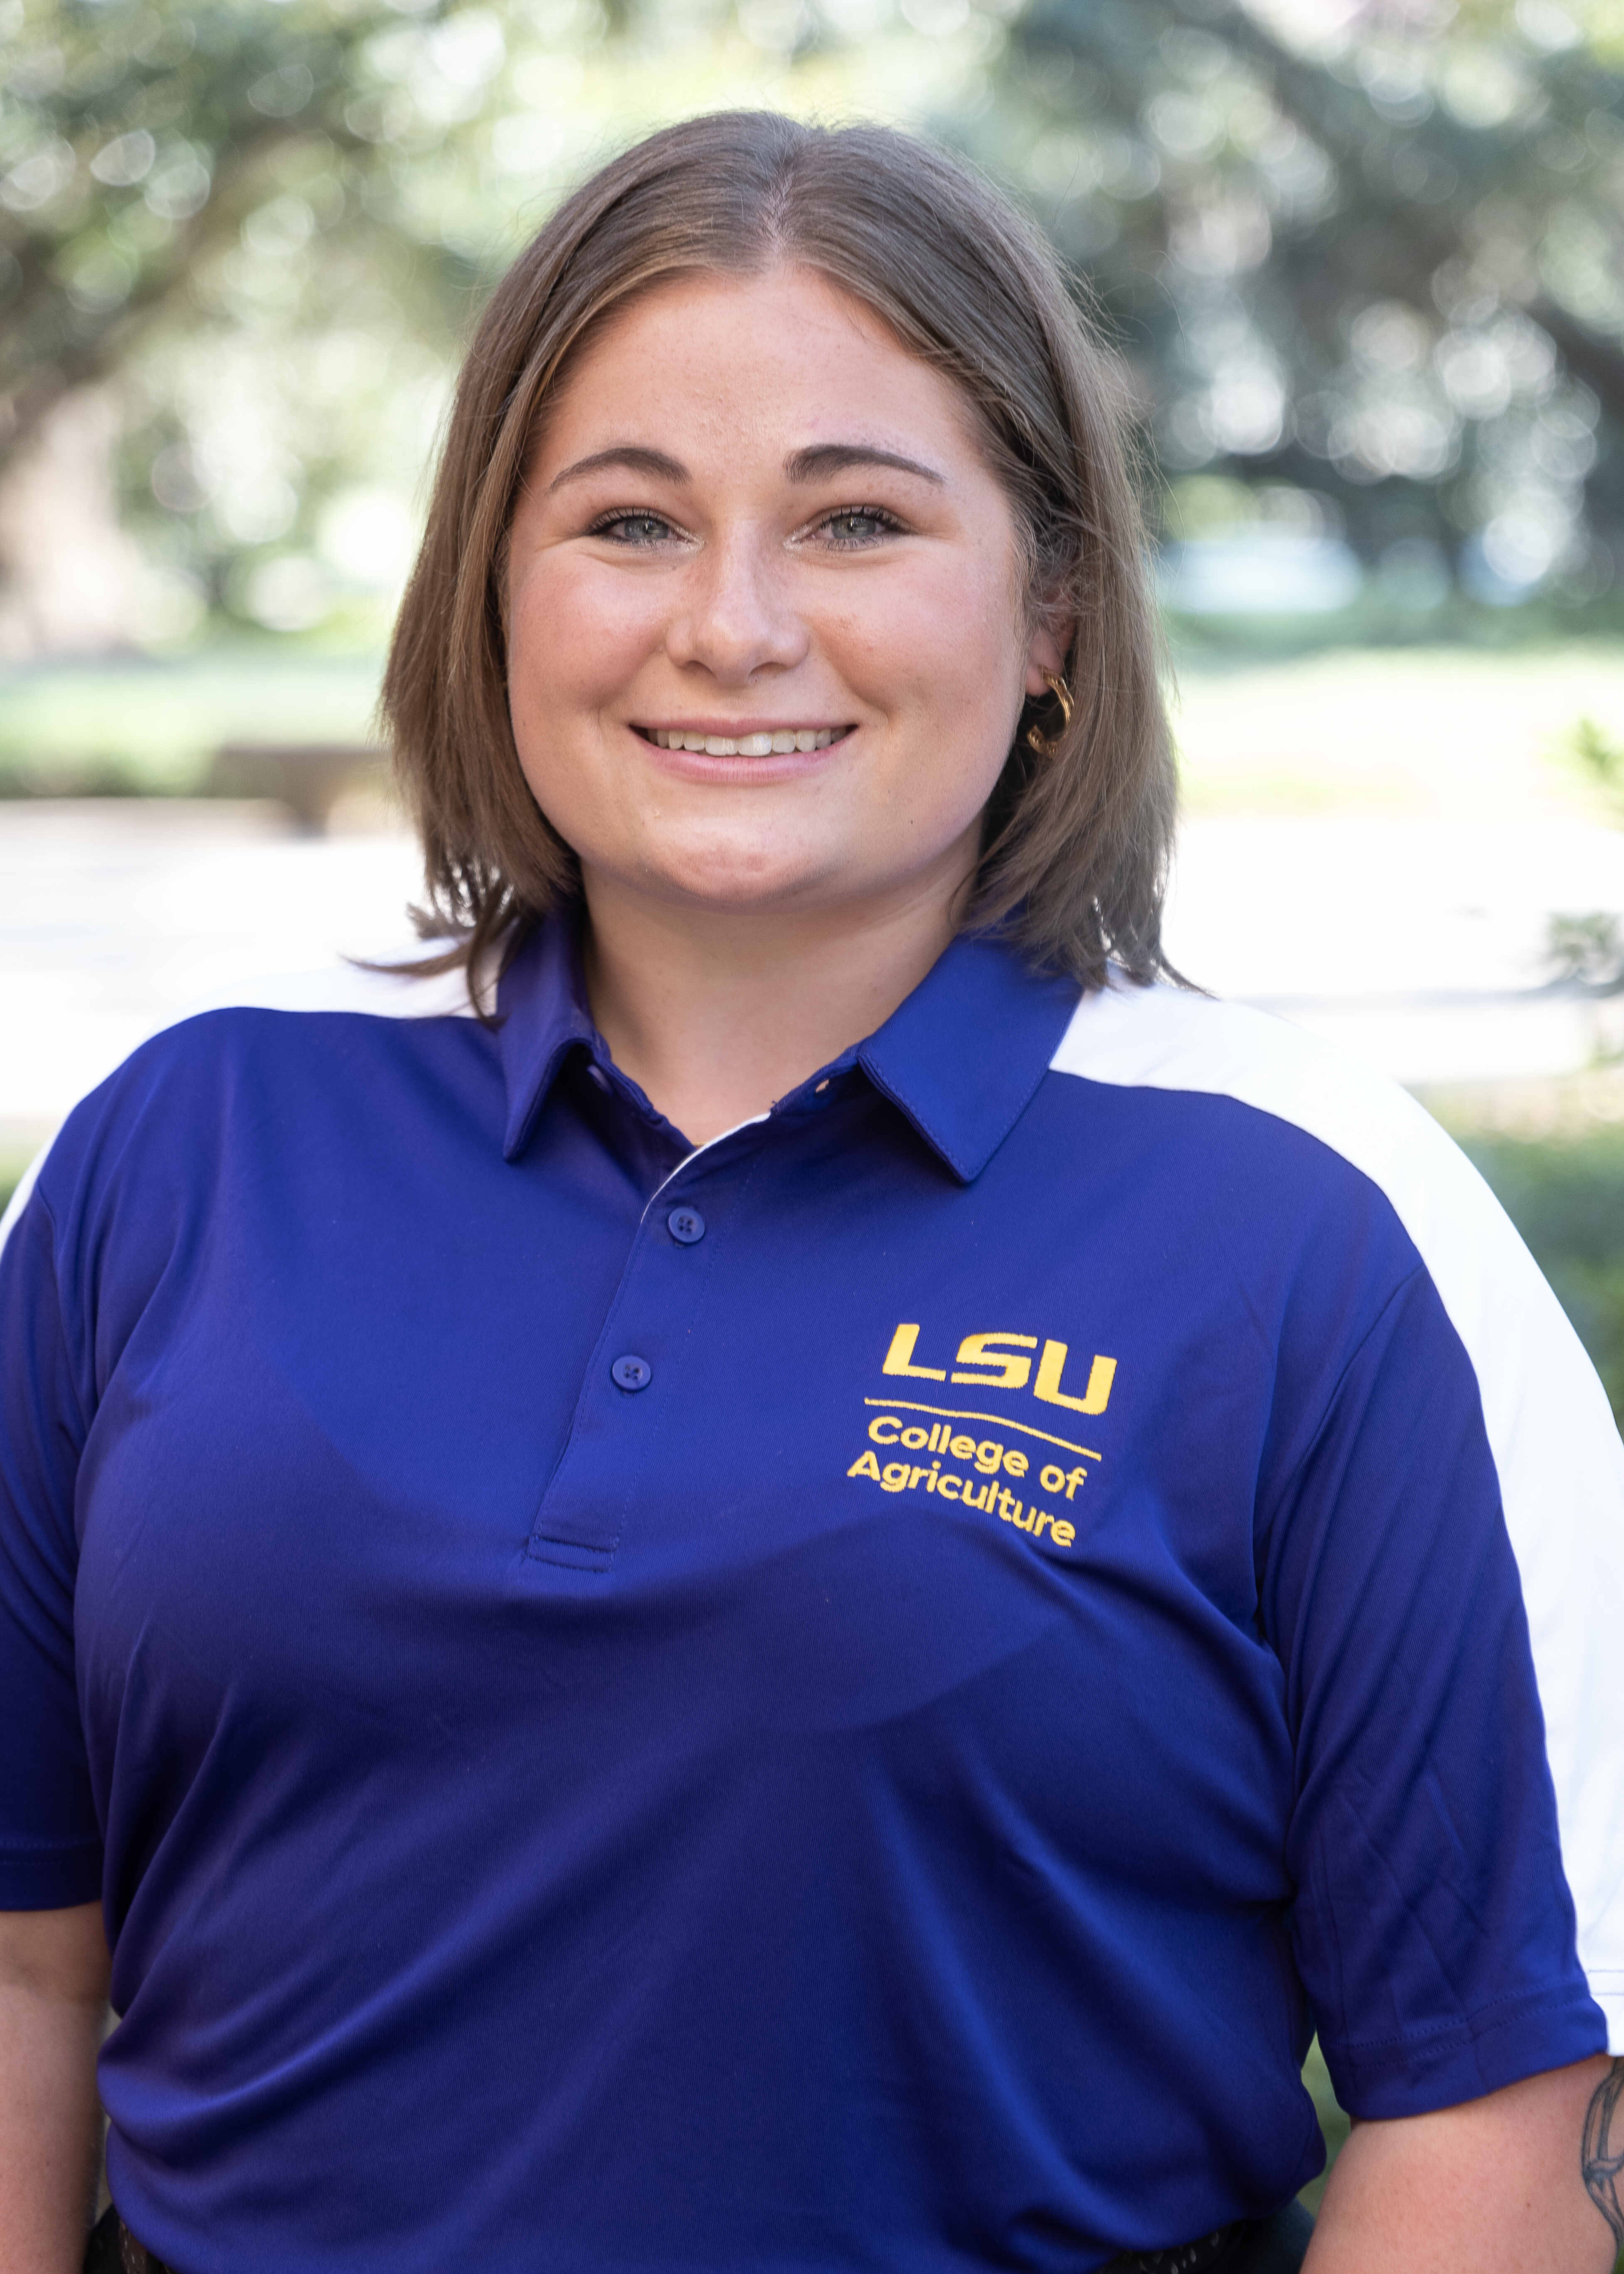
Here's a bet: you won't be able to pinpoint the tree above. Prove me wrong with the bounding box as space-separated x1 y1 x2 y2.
963 0 1624 595
7 0 1624 647
0 0 449 480
0 0 541 645
0 0 949 648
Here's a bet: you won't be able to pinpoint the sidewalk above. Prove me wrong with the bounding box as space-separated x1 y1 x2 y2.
1164 813 1624 1087
0 801 421 1152
6 798 1622 1155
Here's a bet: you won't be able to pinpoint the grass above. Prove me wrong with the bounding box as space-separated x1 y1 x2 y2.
0 646 384 797
1300 2038 1351 2212
1172 640 1624 821
7 634 1624 824
1163 586 1624 662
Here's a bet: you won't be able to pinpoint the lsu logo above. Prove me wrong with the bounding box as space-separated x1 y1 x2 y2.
881 1323 1116 1417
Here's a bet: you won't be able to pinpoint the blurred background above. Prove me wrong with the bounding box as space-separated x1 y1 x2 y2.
4 0 1624 2217
10 2 1624 1454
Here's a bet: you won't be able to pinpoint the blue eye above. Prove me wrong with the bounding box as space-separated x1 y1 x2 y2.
593 513 674 545
821 508 901 545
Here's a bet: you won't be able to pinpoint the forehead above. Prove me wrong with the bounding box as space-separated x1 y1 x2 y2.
531 263 992 482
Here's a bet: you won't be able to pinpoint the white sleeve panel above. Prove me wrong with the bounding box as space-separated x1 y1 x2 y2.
1050 978 1624 2050
197 949 489 1022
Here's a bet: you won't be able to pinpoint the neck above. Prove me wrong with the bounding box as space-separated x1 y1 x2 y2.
579 863 970 1146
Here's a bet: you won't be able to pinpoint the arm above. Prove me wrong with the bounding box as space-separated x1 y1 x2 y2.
1305 2054 1622 2274
0 1902 109 2274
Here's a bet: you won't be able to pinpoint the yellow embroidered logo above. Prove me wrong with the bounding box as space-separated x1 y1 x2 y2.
881 1323 1115 1414
844 1323 1116 1553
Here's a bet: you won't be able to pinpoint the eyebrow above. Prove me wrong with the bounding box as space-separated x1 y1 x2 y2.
784 443 946 487
547 441 948 492
548 445 688 492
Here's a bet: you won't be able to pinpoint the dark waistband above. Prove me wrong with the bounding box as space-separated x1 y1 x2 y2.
92 2202 1306 2274
84 2208 173 2274
1107 2202 1316 2274
1103 2218 1246 2272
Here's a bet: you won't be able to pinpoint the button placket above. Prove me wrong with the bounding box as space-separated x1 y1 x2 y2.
516 1132 762 1580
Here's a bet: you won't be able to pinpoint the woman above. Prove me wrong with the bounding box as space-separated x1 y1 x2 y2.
1 112 1620 2274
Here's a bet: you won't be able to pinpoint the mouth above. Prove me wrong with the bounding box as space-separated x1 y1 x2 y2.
634 725 854 757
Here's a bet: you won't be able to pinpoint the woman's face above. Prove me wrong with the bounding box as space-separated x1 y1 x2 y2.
504 264 1064 921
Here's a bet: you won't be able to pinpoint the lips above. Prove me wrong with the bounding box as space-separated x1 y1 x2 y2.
636 726 852 756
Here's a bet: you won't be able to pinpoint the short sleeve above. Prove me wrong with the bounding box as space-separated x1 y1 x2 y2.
0 1169 102 1907
1261 1244 1616 2118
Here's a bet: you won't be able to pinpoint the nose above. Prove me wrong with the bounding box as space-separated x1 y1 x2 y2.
665 527 808 684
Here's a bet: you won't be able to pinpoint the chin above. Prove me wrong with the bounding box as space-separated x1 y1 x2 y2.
634 833 846 912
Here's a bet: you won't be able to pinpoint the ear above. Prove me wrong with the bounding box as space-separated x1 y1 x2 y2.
1022 614 1072 699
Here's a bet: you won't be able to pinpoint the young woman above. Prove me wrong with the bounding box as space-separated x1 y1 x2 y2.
2 112 1621 2274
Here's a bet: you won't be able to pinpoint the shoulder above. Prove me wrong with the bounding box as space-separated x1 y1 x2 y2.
6 948 490 1262
1052 975 1622 1541
1051 974 1451 1188
1049 975 1521 1292
147 947 488 1034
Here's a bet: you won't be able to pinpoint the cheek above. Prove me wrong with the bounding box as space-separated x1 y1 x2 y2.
831 554 1023 711
508 561 663 719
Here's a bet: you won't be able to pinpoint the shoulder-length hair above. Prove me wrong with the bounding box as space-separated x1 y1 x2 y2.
381 109 1177 995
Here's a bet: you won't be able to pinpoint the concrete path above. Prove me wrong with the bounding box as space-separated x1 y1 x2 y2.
4 800 1623 1154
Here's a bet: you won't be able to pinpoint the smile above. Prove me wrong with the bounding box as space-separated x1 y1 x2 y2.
637 726 852 756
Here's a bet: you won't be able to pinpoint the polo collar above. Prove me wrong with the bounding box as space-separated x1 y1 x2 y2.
496 914 601 1162
853 929 1081 1182
497 914 1081 1182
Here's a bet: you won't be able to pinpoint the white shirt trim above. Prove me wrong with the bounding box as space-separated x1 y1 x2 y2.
1050 977 1624 2052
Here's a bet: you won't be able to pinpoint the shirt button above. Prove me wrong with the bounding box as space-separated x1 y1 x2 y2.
667 1205 706 1245
611 1354 652 1392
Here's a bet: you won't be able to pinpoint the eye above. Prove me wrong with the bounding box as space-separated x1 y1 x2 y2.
815 506 904 547
588 511 681 547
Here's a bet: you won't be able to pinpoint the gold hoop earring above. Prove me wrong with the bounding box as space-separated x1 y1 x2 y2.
1025 672 1074 758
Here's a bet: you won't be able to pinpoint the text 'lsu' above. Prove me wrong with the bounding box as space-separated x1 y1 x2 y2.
881 1323 1116 1417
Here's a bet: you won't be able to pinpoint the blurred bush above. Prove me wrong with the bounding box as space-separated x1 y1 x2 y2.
0 647 382 791
1464 1125 1624 1424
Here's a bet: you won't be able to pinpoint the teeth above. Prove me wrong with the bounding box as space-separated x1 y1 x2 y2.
648 728 843 755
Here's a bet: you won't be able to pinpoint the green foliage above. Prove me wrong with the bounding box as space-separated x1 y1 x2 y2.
0 0 591 634
1463 1126 1624 1427
1574 713 1624 812
1298 2038 1349 2214
8 0 1624 639
0 0 464 458
1547 908 1624 988
955 0 1624 594
1540 713 1624 989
